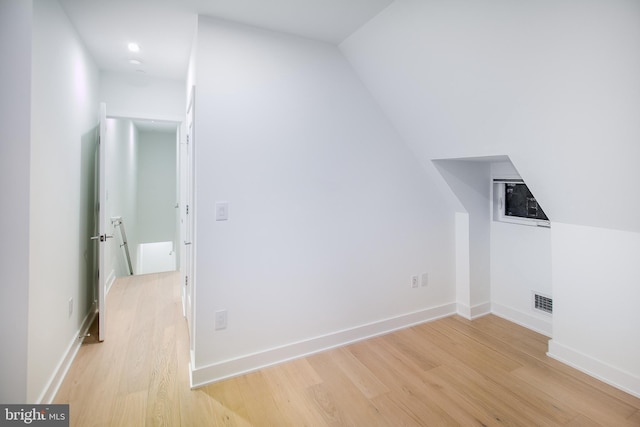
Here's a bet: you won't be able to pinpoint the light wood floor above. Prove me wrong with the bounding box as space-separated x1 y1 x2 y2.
55 272 640 426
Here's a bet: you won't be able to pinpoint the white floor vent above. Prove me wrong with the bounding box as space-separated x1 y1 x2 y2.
533 292 553 315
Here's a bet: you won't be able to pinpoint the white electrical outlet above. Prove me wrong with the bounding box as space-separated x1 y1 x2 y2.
421 272 428 287
411 275 419 288
215 310 228 330
68 297 73 318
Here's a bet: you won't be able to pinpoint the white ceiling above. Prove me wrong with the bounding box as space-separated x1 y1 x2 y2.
133 119 179 133
59 0 394 81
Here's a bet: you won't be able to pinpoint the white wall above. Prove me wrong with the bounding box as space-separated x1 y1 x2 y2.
433 160 491 318
549 224 640 397
137 130 177 245
186 24 197 106
105 118 139 277
28 0 99 403
341 0 640 396
190 16 455 384
100 71 185 122
341 0 640 233
0 0 32 404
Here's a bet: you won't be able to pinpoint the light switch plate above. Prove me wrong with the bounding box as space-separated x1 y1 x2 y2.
215 202 229 221
215 310 228 330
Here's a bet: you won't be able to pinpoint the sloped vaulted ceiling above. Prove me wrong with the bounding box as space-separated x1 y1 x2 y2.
59 0 395 80
341 0 640 233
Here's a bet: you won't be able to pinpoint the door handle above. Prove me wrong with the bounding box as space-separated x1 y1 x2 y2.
184 241 192 245
91 234 113 242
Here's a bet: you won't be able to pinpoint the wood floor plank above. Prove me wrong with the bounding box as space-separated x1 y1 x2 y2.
54 273 640 426
202 377 253 424
418 367 511 427
436 362 568 426
348 340 476 426
110 390 147 427
145 326 180 427
426 320 579 424
369 394 442 427
233 372 289 427
304 382 355 426
454 315 640 412
259 363 328 426
444 315 549 363
512 365 638 426
306 351 389 426
384 327 444 370
276 357 323 390
329 347 390 399
417 320 524 374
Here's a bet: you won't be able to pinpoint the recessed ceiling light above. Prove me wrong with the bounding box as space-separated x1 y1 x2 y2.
129 59 142 65
128 42 140 52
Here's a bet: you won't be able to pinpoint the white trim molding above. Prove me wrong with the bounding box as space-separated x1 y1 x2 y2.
37 304 97 404
491 302 553 337
457 301 491 320
548 340 640 399
191 303 457 388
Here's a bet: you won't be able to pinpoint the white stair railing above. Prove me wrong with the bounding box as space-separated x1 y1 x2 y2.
111 216 134 275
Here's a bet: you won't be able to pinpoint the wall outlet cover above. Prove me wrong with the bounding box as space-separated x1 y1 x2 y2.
411 275 419 288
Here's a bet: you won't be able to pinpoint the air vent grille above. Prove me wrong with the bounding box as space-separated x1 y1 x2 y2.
534 293 553 314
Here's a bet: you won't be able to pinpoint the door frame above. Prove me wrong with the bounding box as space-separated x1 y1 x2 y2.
181 86 196 354
97 106 186 341
96 102 108 341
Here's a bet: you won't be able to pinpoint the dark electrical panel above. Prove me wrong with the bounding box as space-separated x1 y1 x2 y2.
504 183 548 221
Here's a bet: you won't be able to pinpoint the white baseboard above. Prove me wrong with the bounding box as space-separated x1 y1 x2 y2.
548 340 640 399
105 269 116 295
37 304 97 404
190 303 457 388
456 301 491 320
491 302 553 337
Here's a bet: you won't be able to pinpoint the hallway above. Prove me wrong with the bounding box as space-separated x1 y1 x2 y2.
54 272 189 426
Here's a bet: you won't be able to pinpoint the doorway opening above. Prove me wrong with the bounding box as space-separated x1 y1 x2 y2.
104 116 181 279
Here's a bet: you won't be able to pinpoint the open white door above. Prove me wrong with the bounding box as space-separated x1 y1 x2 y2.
92 102 111 342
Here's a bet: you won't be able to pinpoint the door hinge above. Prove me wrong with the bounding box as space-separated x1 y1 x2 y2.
186 204 189 215
185 276 189 287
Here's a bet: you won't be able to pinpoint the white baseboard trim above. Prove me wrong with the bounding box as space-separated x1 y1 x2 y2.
456 301 491 320
491 302 553 337
37 304 97 404
105 270 116 295
548 340 640 399
190 303 457 388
